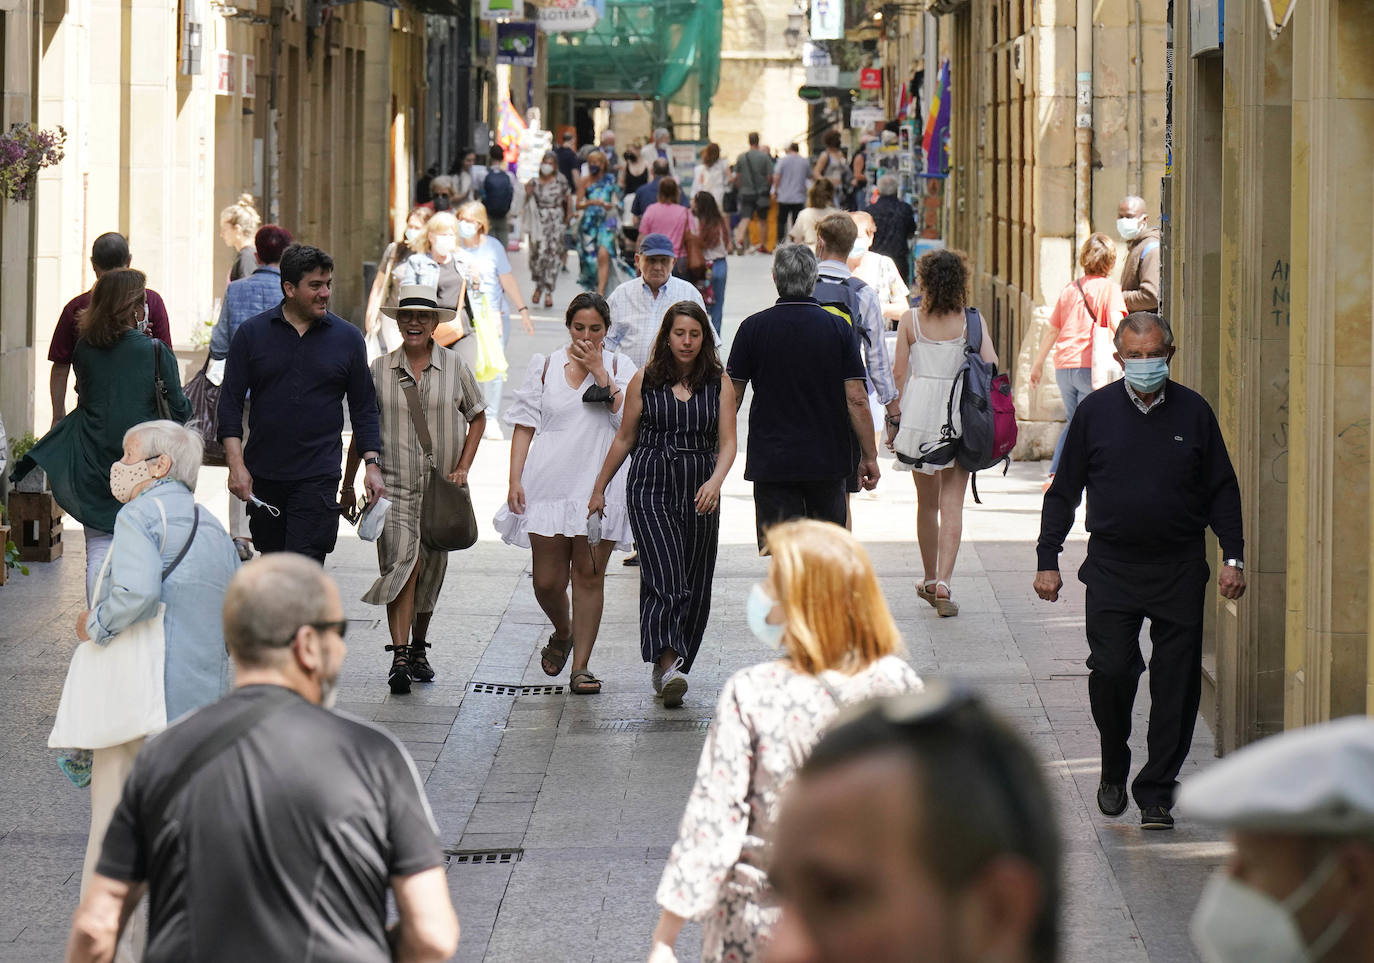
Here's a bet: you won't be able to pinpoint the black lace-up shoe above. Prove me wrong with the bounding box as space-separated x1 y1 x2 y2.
1097 782 1128 818
385 644 411 695
408 641 435 683
1140 805 1175 830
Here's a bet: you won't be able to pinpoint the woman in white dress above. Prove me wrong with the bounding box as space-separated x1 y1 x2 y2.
648 519 922 963
890 249 997 618
690 142 729 206
493 292 636 694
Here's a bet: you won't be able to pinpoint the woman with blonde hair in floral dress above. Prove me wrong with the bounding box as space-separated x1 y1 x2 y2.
648 519 923 962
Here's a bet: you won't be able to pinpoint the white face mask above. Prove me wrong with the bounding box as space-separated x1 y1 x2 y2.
850 236 871 256
1191 853 1351 963
1117 215 1145 241
746 583 785 649
458 221 480 241
540 163 555 176
430 234 457 257
404 227 423 246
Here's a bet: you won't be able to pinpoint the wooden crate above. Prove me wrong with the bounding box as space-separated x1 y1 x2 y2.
7 491 64 563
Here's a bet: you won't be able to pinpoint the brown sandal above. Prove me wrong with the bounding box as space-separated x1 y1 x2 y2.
540 635 573 677
569 668 602 695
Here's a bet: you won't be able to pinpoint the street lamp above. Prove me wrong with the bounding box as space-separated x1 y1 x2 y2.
784 2 806 51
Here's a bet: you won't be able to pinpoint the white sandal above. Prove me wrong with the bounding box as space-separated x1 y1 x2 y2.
933 581 959 618
916 579 938 607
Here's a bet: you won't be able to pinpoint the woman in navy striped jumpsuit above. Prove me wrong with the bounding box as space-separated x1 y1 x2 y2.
590 301 738 707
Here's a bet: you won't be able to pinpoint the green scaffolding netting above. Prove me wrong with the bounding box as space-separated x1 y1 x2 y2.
546 0 722 121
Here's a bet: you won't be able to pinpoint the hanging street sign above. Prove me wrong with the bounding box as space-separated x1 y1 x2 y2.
538 1 598 32
798 85 826 104
860 68 882 90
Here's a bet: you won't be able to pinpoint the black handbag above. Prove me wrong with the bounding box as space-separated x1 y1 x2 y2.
399 371 479 552
722 188 739 214
152 341 174 420
183 358 227 467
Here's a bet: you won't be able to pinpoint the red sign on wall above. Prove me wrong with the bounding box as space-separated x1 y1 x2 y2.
860 68 882 90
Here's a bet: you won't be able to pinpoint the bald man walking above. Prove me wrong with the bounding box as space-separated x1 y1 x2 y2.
1116 195 1161 312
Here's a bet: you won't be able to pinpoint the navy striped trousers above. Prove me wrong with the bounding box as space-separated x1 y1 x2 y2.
626 382 721 672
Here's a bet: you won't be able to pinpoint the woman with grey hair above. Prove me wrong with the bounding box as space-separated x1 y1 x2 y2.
867 174 918 285
68 419 238 956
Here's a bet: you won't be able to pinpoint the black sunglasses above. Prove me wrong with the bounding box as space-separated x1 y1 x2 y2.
284 619 348 645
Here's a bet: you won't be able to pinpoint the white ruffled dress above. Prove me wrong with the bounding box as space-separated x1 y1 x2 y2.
492 346 636 550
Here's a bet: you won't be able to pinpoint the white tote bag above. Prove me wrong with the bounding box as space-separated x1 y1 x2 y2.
48 502 197 750
1077 279 1123 390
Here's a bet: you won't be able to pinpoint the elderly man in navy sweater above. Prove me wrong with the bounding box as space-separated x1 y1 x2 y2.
1034 312 1245 832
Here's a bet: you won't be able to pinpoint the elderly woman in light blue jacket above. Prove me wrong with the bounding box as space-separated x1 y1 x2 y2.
76 419 239 911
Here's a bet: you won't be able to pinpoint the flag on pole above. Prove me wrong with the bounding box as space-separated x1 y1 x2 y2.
497 99 527 165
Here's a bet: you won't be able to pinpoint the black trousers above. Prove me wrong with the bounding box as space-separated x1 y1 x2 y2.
775 202 804 243
1079 554 1209 808
752 479 847 552
247 474 342 564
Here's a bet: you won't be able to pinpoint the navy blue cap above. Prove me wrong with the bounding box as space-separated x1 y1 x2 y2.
639 233 675 257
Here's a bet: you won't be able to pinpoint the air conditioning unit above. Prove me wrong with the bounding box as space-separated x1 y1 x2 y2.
1190 0 1223 56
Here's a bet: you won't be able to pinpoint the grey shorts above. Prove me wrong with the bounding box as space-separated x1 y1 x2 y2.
738 193 767 219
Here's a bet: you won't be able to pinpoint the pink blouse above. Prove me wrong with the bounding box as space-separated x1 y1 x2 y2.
638 202 697 258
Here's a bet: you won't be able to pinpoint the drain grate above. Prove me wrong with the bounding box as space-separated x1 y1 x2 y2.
446 848 523 865
570 718 712 733
520 684 564 696
468 682 568 696
469 682 522 695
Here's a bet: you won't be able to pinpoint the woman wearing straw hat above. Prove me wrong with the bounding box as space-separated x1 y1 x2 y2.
344 284 487 694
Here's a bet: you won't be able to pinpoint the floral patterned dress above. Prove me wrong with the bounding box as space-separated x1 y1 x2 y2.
577 173 622 291
529 175 571 293
656 655 922 962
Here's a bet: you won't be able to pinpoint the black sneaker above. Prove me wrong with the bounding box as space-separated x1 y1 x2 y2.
1140 805 1175 830
1097 782 1128 818
385 644 412 695
622 551 639 567
408 641 435 683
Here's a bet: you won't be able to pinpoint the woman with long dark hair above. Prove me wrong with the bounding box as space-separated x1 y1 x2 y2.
588 301 736 706
690 191 730 333
11 269 191 599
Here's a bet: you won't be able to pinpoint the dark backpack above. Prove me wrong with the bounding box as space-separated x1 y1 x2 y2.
482 170 515 217
894 308 1019 498
813 274 872 347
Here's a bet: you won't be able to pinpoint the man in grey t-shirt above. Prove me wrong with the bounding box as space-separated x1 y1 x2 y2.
66 555 460 963
772 142 812 245
732 131 776 253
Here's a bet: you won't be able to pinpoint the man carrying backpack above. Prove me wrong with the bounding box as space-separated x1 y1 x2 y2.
482 145 516 248
813 213 899 505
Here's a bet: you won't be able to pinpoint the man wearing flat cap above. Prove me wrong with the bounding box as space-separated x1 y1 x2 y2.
605 233 710 369
1179 717 1374 963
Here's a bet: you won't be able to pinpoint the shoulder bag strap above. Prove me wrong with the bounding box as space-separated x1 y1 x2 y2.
145 689 295 830
398 371 436 461
151 341 171 417
161 505 201 581
1073 278 1101 327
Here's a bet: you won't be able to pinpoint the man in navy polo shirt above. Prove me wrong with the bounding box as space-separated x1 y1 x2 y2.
727 243 879 548
218 244 384 562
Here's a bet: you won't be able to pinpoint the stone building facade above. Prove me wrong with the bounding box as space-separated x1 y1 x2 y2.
902 0 1169 457
712 0 809 156
1168 0 1374 750
1 0 428 437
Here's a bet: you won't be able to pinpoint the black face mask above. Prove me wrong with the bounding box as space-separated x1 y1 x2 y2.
625 152 638 162
432 195 452 211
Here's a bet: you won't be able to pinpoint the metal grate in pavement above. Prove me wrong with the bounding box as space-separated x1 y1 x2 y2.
446 848 524 865
570 718 712 733
468 682 567 696
469 682 522 695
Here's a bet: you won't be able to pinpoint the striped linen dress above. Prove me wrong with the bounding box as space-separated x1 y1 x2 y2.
626 379 722 671
362 343 485 610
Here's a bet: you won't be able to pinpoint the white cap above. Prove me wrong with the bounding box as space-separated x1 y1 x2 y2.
1178 717 1374 837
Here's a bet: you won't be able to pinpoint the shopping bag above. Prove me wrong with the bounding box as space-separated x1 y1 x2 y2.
470 290 509 383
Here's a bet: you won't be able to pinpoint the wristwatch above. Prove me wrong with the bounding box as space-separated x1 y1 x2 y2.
364 456 380 468
1223 558 1244 571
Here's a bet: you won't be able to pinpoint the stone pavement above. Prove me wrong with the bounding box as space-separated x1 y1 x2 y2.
0 249 1228 962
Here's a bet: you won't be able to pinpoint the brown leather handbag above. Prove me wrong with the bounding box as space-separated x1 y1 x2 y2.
398 370 478 551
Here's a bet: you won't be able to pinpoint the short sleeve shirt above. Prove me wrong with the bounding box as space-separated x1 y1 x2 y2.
98 685 444 963
48 289 172 364
454 236 513 317
727 298 866 482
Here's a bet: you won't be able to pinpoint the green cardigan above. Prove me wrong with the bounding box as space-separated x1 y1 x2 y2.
12 329 192 533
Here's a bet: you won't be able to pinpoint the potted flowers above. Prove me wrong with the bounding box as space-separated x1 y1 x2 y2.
0 122 66 203
11 432 46 493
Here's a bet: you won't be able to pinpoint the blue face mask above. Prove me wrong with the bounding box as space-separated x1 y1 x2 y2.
747 583 785 649
1122 356 1170 393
